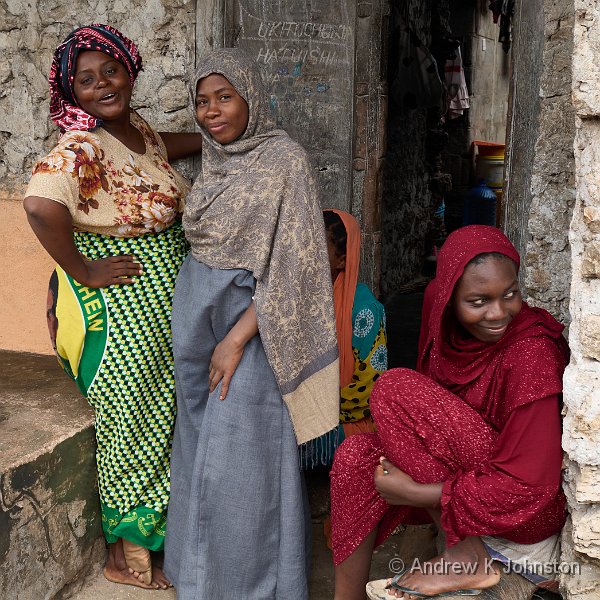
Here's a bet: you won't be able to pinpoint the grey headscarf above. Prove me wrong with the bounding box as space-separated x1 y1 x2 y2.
183 48 339 445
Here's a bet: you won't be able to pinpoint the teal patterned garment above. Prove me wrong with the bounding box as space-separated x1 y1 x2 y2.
340 284 387 423
301 283 387 468
351 284 387 362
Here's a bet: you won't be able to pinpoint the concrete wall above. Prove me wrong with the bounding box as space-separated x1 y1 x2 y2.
0 0 196 354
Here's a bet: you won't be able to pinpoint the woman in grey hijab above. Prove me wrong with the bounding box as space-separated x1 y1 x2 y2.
163 48 339 599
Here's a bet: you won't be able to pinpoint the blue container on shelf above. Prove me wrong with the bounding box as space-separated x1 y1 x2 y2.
463 179 497 226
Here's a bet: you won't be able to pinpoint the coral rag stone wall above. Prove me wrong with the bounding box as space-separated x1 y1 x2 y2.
523 0 576 326
504 0 574 327
563 1 600 597
1 0 196 193
0 1 196 353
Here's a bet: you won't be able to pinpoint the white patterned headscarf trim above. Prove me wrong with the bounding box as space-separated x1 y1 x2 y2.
184 48 340 445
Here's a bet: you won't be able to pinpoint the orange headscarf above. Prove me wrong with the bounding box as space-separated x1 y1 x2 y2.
325 209 361 388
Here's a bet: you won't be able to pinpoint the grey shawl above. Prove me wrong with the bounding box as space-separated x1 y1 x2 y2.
183 48 339 444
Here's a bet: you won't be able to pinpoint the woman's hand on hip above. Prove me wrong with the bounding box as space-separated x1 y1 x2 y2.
209 334 245 400
81 255 143 288
23 196 142 288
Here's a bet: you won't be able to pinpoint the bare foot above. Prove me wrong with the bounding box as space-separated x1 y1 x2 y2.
129 564 172 589
122 538 153 585
103 539 159 589
387 537 500 598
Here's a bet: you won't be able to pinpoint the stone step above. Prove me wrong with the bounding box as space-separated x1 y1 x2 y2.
62 566 176 599
0 351 105 600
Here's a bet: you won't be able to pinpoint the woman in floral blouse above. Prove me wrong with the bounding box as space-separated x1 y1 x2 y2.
23 24 201 591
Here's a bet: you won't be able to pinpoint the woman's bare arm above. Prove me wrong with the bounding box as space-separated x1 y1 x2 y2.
209 301 259 400
24 195 142 288
158 132 203 162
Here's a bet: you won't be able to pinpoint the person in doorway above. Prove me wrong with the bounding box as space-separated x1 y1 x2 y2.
330 225 569 599
302 209 387 473
162 48 339 599
325 209 388 436
23 24 202 590
302 209 388 548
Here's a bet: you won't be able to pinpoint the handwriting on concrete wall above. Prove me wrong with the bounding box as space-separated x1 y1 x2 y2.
236 0 355 209
256 21 352 40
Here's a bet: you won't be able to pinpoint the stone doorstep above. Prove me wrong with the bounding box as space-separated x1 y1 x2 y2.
0 350 105 600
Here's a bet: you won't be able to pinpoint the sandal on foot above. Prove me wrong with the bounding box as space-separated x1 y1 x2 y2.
366 579 398 600
388 582 482 597
366 570 409 600
122 538 152 585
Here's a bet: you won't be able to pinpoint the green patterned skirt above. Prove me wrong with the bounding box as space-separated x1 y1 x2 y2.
47 222 189 550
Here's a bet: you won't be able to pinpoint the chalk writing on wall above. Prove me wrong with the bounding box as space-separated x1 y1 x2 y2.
235 0 355 210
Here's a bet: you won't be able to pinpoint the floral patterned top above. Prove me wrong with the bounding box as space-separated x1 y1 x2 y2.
26 111 190 237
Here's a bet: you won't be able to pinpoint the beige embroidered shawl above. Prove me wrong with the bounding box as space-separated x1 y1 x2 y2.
183 48 339 444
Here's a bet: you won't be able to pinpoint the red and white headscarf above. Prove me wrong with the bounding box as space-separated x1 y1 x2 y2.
49 24 142 132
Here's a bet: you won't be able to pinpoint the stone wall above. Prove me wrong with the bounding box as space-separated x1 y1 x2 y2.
524 0 576 326
563 1 600 596
0 0 196 353
1 0 196 194
503 0 544 266
504 0 574 327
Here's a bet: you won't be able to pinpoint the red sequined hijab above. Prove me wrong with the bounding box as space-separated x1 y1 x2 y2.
417 225 569 415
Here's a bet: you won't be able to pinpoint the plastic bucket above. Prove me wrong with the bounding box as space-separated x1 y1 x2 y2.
474 142 504 189
476 156 504 189
464 180 497 227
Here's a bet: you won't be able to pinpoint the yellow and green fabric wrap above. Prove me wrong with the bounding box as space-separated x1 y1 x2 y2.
48 222 188 550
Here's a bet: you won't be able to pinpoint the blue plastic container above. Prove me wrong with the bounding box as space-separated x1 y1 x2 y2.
463 180 497 226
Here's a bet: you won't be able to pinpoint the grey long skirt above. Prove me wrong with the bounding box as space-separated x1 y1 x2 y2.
164 256 310 600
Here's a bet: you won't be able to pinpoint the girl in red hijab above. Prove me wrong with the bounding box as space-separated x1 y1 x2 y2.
330 225 569 599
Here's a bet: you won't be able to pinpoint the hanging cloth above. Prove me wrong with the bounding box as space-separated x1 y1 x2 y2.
444 46 470 120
